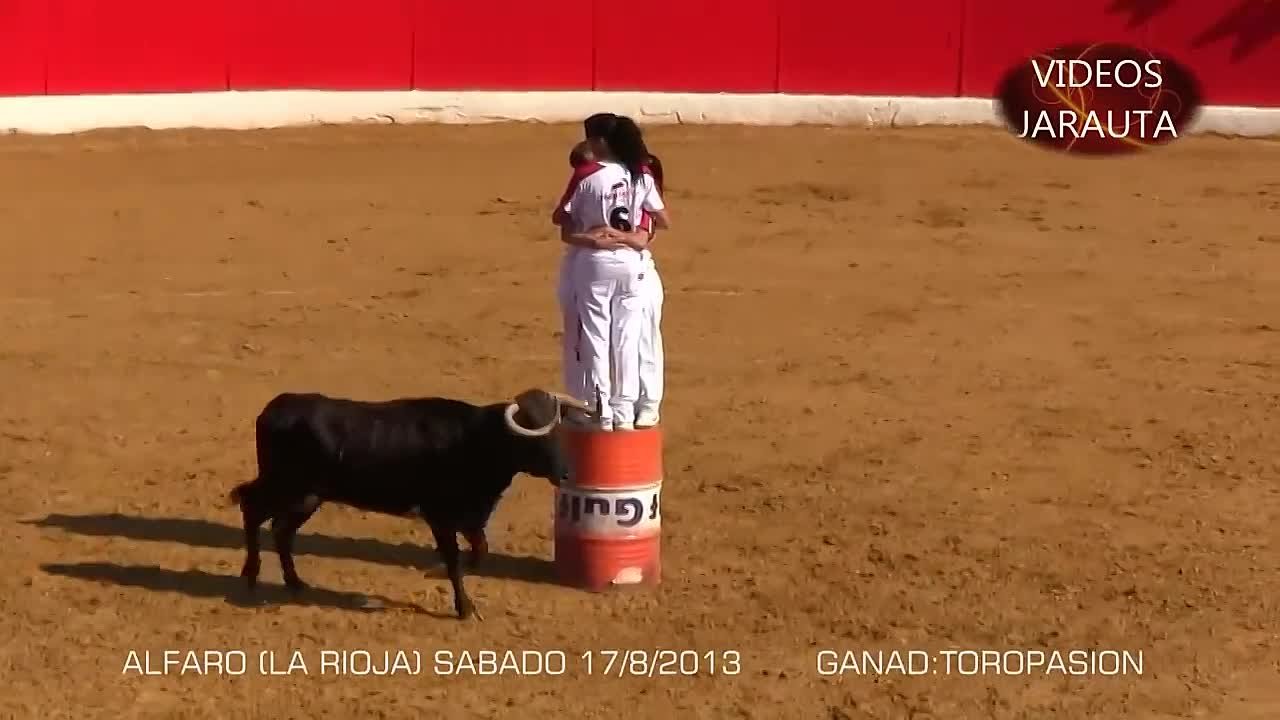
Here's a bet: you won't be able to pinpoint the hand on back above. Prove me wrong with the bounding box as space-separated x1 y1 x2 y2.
584 225 636 250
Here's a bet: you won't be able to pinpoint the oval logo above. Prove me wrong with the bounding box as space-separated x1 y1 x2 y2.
994 42 1203 155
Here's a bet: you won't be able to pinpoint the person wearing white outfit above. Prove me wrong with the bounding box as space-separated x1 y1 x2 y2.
553 113 669 429
555 117 668 430
633 154 666 429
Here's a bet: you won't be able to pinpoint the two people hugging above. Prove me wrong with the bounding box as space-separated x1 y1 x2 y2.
551 113 671 432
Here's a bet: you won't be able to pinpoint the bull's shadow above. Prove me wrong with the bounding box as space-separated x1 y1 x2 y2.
39 561 446 616
26 512 558 586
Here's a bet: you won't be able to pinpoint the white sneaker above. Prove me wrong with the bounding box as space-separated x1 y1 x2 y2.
635 407 660 428
613 420 635 431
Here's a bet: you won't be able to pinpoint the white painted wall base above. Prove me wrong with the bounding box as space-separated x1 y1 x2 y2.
0 89 1277 137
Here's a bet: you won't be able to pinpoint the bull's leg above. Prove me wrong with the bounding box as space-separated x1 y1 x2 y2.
272 499 319 594
461 527 488 569
428 522 480 620
237 483 269 590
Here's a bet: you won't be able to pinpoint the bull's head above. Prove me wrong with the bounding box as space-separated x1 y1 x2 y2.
503 388 593 486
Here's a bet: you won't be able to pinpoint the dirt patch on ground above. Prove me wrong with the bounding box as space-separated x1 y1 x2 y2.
0 123 1276 719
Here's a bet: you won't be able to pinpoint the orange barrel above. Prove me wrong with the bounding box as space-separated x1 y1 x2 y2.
564 426 663 490
554 426 663 591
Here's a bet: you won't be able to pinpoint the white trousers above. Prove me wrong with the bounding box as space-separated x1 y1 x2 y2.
557 252 584 400
566 250 646 426
637 257 664 413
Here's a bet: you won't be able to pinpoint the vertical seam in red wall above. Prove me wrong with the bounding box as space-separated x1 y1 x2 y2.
42 0 52 95
408 0 417 90
955 0 968 97
590 0 599 90
773 0 782 93
224 1 231 92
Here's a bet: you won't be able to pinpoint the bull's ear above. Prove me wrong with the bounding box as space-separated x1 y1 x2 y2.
513 389 559 429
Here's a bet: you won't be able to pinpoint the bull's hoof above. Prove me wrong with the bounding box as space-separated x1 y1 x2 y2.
240 562 260 586
458 602 484 622
284 578 309 596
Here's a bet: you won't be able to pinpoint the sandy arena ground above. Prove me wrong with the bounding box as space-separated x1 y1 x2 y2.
0 123 1277 719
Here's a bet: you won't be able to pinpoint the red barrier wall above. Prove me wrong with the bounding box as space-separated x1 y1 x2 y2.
779 0 965 96
960 1 1150 98
0 1 47 95
1 0 1278 107
230 0 413 91
594 0 780 93
47 1 228 94
1143 0 1280 107
412 0 592 91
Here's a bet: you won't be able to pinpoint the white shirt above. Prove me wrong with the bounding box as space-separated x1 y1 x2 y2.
562 161 665 262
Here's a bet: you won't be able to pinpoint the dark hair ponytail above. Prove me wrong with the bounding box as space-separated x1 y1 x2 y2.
583 113 617 140
604 116 650 188
646 152 665 193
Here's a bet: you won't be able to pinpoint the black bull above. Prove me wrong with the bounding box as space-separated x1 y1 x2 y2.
227 388 591 620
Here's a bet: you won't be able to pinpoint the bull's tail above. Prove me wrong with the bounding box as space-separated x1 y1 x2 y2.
227 478 260 509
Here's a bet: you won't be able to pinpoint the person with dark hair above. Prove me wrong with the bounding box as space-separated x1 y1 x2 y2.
597 116 649 190
582 112 617 141
645 153 665 193
568 140 593 168
633 148 665 427
554 115 669 431
552 113 671 428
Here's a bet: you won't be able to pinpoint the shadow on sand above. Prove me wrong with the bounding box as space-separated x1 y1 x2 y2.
39 561 448 616
27 512 557 584
27 512 559 614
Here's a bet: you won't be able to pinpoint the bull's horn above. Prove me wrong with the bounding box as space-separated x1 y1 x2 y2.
504 402 556 437
549 392 592 412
